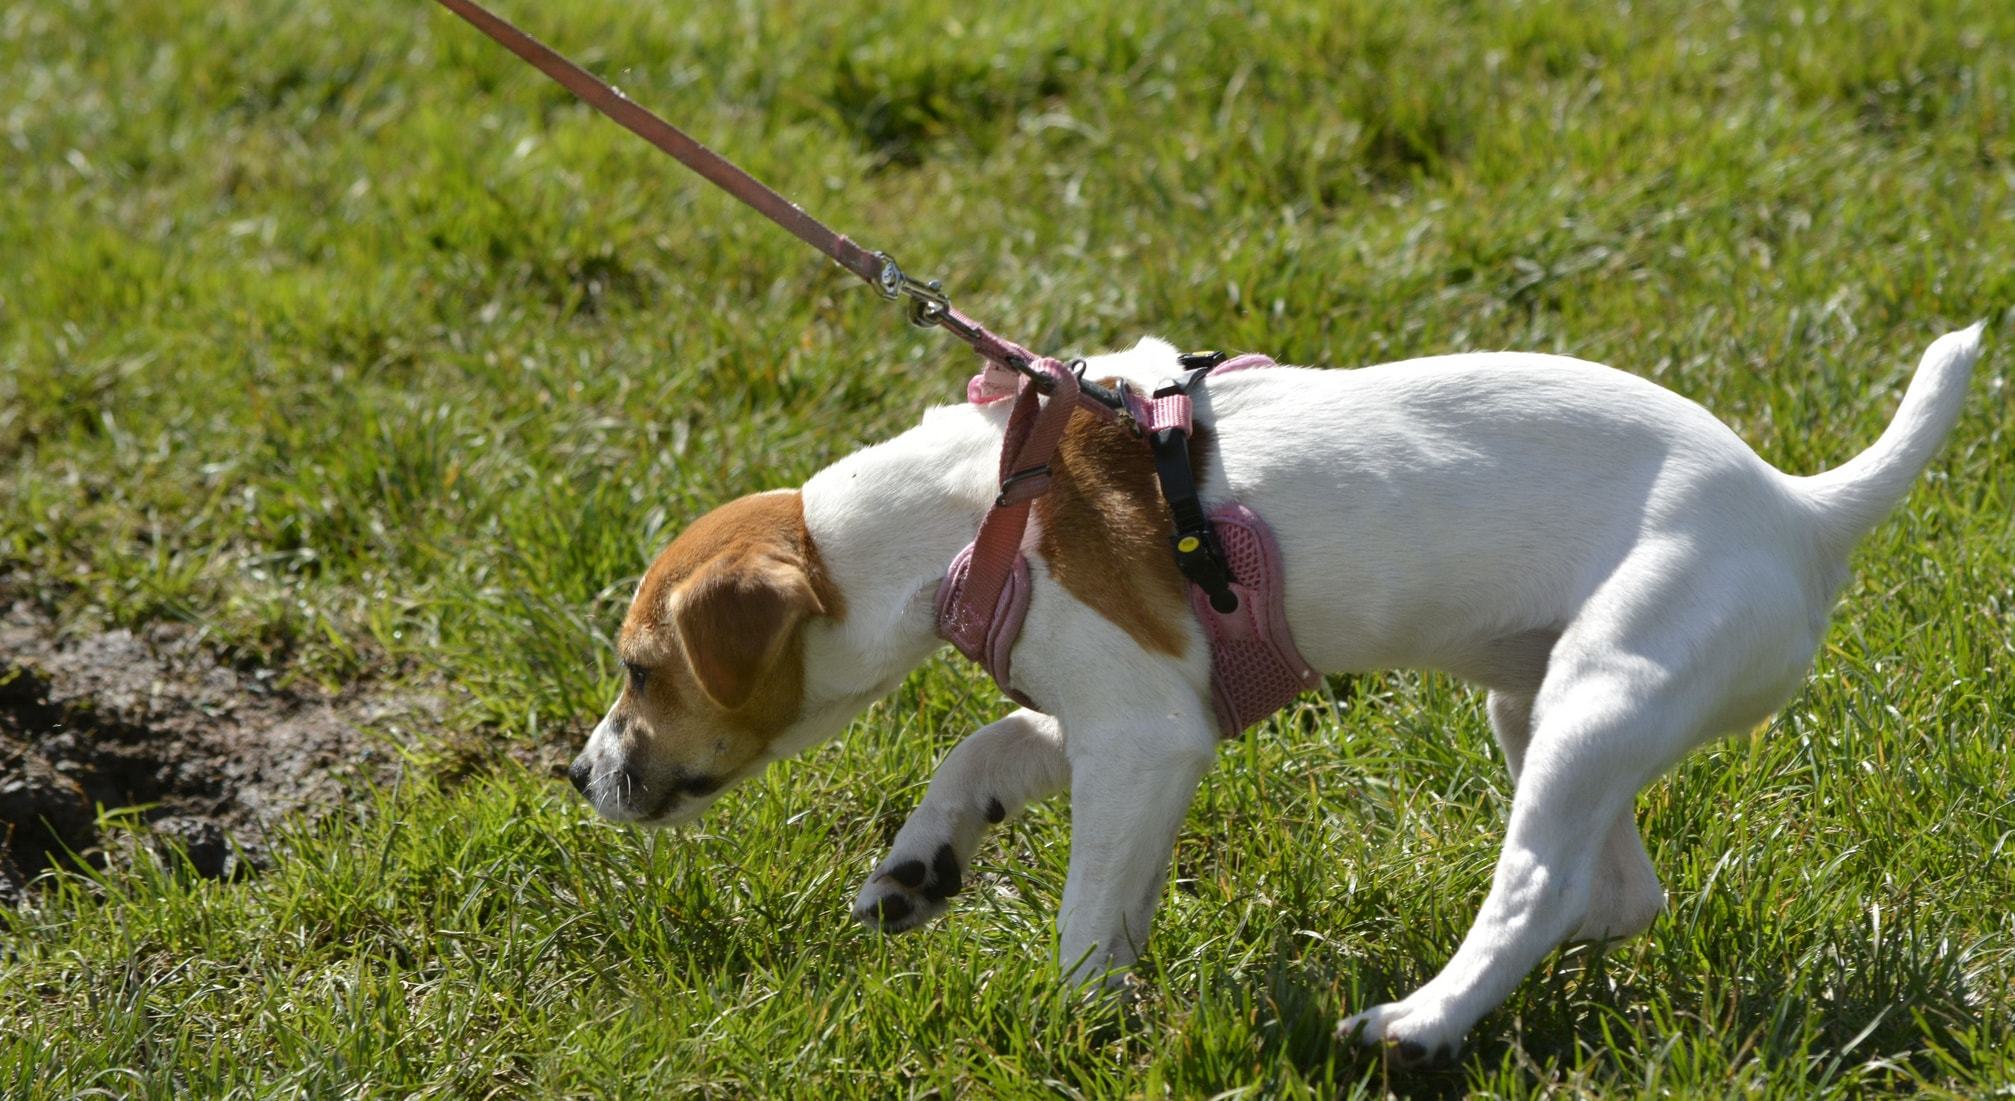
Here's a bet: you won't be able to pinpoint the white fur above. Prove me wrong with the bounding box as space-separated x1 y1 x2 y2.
726 326 1981 1057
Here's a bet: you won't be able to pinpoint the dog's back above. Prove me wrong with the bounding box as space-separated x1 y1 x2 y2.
1074 329 1983 688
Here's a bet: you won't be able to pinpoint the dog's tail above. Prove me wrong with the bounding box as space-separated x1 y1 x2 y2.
1792 322 1985 550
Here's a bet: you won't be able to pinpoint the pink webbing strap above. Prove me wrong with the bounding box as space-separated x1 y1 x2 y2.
1129 351 1273 439
935 360 1084 699
1214 352 1277 375
1143 393 1192 435
968 358 1023 405
967 360 1081 611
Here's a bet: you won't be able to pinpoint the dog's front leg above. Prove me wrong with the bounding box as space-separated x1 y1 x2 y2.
853 708 1069 932
1056 713 1218 986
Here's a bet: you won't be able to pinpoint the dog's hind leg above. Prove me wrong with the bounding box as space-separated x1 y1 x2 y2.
853 708 1069 933
1572 809 1665 943
1486 689 1535 780
1346 541 1822 1060
1343 673 1672 1061
1488 688 1664 943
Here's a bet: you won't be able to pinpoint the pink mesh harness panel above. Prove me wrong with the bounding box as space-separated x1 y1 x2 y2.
934 542 1037 709
1188 503 1321 735
935 353 1319 738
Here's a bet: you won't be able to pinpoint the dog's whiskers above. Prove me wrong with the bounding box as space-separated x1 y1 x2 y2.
586 767 619 806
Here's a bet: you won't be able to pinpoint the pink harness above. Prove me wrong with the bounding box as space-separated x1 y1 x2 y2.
934 355 1319 739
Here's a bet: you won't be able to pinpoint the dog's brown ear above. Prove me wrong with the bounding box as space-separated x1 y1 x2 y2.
673 556 825 711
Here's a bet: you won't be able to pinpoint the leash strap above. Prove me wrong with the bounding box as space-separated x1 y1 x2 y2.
432 0 1047 375
433 0 884 285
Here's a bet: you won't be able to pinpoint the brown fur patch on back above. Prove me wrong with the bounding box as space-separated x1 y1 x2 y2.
1034 390 1191 657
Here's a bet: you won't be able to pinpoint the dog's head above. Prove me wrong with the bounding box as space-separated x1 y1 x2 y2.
568 489 845 825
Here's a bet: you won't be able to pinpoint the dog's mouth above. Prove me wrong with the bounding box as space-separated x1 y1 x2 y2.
577 765 734 827
635 798 709 828
569 753 730 824
633 771 725 824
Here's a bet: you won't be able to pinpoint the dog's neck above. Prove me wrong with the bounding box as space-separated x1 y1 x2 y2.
799 400 1010 704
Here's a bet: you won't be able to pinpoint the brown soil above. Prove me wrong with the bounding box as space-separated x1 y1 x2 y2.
0 599 437 903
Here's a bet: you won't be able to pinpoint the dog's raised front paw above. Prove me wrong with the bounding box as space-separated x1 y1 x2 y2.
851 840 964 933
1338 997 1464 1066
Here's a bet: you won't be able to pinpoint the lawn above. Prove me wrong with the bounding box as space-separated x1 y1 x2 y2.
2 0 2012 1096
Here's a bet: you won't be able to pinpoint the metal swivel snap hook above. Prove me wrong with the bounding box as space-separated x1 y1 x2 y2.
872 252 952 328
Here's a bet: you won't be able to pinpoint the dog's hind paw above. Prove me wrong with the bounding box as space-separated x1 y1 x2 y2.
1338 998 1464 1067
851 840 964 933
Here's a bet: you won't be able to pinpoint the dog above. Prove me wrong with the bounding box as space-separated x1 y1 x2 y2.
568 324 1983 1059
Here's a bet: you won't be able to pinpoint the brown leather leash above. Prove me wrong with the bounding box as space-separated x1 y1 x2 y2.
431 0 1052 381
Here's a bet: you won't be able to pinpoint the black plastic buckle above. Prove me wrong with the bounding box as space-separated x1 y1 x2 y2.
1063 357 1128 412
996 464 1052 506
1171 526 1239 614
1177 350 1229 373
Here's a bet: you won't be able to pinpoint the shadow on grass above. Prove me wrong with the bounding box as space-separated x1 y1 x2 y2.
1209 905 2001 1097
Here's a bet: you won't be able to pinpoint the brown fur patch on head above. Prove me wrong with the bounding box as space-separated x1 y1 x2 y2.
623 491 842 637
612 491 844 795
673 557 820 712
1034 385 1196 658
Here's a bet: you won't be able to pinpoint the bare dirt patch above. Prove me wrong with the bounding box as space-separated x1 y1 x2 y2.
0 599 437 903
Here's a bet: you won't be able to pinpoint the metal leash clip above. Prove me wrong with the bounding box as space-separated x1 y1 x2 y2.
872 252 952 328
905 281 950 327
874 251 1134 411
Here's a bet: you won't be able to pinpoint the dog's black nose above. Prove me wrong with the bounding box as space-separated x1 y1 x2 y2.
567 756 593 797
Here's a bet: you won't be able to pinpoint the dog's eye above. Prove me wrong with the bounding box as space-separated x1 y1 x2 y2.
624 661 648 691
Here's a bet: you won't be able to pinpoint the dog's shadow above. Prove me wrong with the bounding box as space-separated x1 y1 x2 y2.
1216 908 2000 1097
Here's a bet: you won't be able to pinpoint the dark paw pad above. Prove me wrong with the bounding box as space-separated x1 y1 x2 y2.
857 840 969 932
873 894 913 924
1393 1039 1453 1067
889 859 926 889
923 842 962 901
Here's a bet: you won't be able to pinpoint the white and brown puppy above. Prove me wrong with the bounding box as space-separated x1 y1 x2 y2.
570 325 1983 1059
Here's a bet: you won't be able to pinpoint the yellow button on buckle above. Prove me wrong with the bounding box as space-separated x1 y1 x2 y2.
1177 535 1201 553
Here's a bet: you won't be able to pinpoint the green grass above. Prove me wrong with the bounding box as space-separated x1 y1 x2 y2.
2 0 2013 1095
